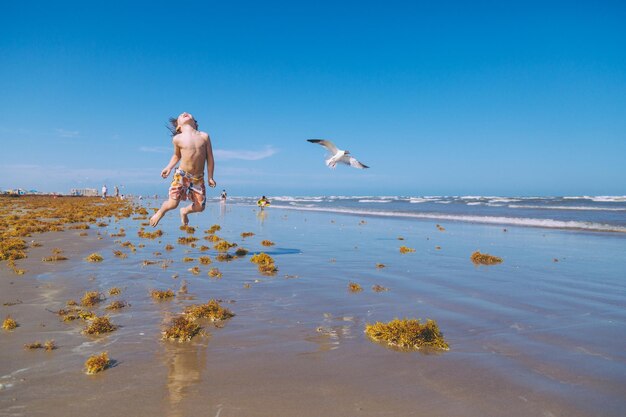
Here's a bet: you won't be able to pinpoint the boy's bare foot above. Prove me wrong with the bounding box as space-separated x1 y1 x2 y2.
180 208 189 226
150 211 163 227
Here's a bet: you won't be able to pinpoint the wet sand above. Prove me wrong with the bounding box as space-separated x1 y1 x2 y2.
2 201 626 417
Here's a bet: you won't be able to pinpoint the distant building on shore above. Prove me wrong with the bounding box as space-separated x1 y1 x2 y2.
71 188 99 197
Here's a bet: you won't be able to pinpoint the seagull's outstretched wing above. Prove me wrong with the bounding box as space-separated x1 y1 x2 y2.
349 157 369 169
307 139 338 155
337 155 369 169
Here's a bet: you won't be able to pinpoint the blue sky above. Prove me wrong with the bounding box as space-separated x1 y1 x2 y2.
1 1 624 196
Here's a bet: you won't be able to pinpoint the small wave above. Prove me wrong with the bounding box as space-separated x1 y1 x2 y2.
410 197 441 203
562 196 626 202
488 198 522 203
359 199 392 203
269 205 626 233
589 196 626 203
509 204 626 212
466 202 483 206
273 196 324 202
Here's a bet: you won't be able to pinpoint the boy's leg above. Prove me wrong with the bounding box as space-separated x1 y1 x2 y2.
179 202 204 226
150 198 180 227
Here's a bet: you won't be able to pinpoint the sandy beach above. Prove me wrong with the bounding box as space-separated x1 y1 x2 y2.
1 196 626 417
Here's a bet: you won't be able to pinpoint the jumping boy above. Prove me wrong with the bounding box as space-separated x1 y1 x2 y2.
150 112 216 227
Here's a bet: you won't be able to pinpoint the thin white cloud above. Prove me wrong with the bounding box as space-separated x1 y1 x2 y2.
214 146 277 161
56 128 80 138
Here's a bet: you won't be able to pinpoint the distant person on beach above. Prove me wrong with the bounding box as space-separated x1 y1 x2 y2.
150 112 216 227
257 195 270 209
221 189 227 200
101 184 107 199
114 185 119 198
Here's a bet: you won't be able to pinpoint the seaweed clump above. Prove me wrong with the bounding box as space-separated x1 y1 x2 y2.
372 284 389 292
261 240 275 247
234 247 249 257
214 240 237 251
208 268 222 278
108 287 122 296
241 232 255 238
205 224 221 234
178 236 198 245
183 300 235 322
250 253 278 274
151 289 175 300
42 249 68 262
25 340 56 351
85 253 104 262
199 256 212 265
216 253 235 262
81 291 104 307
365 318 449 350
2 316 18 330
162 315 202 342
138 229 163 239
85 352 111 374
180 225 196 234
399 246 415 254
0 238 28 261
83 316 117 335
348 282 363 293
113 250 128 258
470 251 503 265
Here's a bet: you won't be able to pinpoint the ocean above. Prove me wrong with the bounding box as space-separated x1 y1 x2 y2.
214 195 626 233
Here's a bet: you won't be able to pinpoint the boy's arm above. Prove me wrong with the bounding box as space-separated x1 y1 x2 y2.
161 140 182 178
206 134 216 187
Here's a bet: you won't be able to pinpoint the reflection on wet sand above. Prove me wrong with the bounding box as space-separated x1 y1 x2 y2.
256 209 267 225
218 200 226 219
304 313 358 355
163 338 209 417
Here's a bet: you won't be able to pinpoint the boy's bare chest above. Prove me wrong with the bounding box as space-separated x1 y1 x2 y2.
177 136 206 151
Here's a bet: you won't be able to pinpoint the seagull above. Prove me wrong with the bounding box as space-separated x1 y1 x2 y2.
307 139 369 169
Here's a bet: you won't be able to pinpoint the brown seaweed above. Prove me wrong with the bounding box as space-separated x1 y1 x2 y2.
162 315 202 342
399 246 415 254
372 284 389 292
85 352 111 374
198 256 212 265
365 318 449 350
208 268 222 278
183 299 235 322
470 251 503 265
2 316 18 330
83 316 117 335
151 289 175 300
85 253 104 262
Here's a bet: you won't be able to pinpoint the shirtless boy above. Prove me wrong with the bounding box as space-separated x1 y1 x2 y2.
150 112 216 226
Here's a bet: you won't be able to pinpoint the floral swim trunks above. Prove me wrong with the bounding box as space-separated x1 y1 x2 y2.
169 168 206 208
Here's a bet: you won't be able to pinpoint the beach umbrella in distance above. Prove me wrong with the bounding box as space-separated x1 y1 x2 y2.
307 139 369 169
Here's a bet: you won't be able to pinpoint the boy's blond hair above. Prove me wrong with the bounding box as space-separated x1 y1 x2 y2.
167 116 199 136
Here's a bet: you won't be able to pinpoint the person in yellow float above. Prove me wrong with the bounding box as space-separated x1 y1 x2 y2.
257 195 270 209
